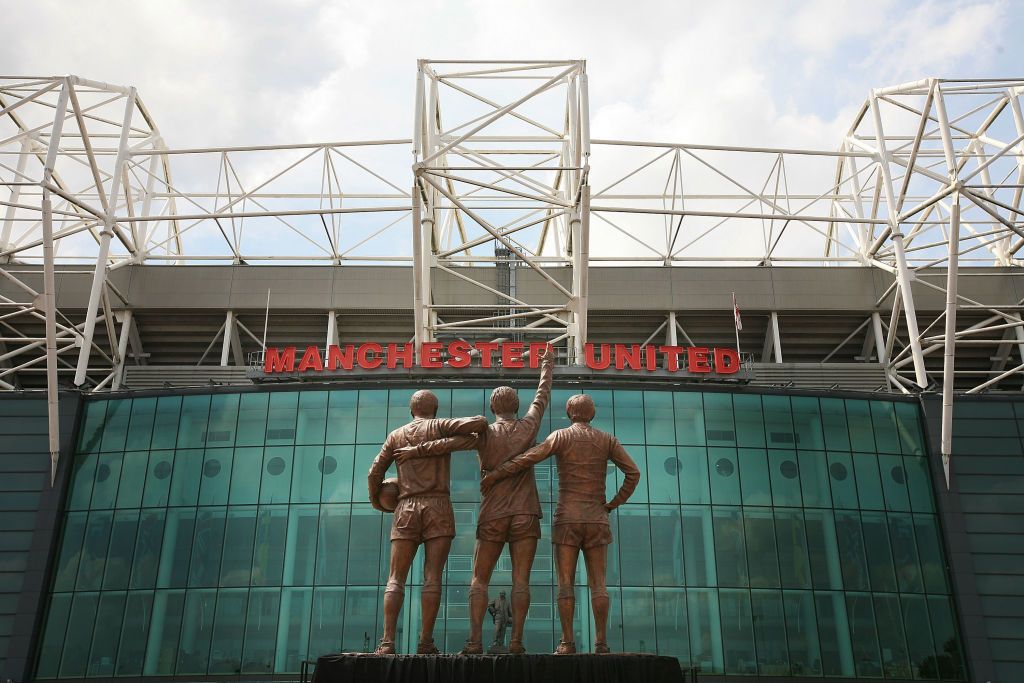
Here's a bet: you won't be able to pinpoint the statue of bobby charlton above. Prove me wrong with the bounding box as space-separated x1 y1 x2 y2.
367 390 487 655
481 394 640 655
393 346 554 654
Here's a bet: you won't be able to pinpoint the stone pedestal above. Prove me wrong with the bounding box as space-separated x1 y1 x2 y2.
311 652 685 683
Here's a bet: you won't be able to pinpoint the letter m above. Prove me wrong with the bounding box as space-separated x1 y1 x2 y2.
264 346 296 373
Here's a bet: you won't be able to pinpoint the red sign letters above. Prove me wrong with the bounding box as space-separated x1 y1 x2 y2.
264 342 741 375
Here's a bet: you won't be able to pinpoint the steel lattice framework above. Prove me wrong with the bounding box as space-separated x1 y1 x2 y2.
1 63 1023 482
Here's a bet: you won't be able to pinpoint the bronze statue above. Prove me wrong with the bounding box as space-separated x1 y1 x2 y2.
393 346 553 654
367 390 486 655
482 394 640 655
488 591 513 652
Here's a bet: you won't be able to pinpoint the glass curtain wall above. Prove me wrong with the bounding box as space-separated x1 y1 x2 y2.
37 387 964 679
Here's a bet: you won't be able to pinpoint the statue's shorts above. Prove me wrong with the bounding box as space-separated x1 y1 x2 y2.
391 494 455 542
476 514 541 543
551 522 613 549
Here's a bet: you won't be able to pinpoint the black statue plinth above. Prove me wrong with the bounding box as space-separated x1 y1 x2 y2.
312 652 684 683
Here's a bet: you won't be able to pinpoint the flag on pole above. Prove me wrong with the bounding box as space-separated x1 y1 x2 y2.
732 292 743 331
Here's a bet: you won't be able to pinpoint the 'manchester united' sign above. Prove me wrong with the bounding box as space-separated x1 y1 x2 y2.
263 342 741 375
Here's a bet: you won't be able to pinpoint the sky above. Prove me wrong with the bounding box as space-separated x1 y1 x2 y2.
2 0 1021 264
2 0 1018 152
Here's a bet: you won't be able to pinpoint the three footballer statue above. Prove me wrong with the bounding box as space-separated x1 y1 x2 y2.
367 345 641 655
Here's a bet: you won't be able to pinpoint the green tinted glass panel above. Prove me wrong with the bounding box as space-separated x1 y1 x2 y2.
208 588 246 674
708 447 740 504
198 449 233 506
738 448 771 505
206 394 239 447
126 398 157 450
703 393 735 446
681 507 715 587
845 400 875 452
784 590 823 676
751 590 789 676
356 390 388 443
176 395 211 449
733 394 765 448
613 390 644 443
644 391 675 444
115 591 153 675
820 398 851 451
267 392 298 446
792 397 825 450
176 589 216 674
744 508 780 588
775 509 812 589
768 450 802 506
296 391 328 444
763 395 795 449
647 446 680 503
713 507 747 587
678 446 710 504
100 399 131 452
827 452 858 509
236 393 269 447
326 391 357 443
117 451 148 508
674 392 705 445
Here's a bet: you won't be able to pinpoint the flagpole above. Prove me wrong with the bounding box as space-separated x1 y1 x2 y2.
732 291 741 355
262 288 271 351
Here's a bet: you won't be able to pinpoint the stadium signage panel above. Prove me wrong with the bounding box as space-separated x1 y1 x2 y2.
263 342 741 375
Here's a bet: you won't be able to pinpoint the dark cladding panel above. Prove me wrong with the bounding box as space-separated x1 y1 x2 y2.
0 394 80 683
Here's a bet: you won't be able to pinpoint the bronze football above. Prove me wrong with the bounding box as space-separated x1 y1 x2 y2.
377 477 399 512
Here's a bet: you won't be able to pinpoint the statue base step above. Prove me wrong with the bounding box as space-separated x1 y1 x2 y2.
311 652 685 683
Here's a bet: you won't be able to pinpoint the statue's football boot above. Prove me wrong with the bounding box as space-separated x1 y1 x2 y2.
460 640 483 655
594 641 611 654
554 640 576 655
416 639 440 655
509 639 526 654
374 639 396 655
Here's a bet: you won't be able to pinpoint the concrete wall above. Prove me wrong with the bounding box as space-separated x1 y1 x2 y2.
3 265 1021 313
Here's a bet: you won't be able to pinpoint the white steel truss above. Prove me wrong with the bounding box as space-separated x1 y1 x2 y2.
2 67 1024 484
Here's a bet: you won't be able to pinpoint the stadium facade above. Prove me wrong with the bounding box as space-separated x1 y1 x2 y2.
1 62 1023 683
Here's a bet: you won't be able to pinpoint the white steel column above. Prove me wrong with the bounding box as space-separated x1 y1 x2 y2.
571 184 591 363
940 194 960 488
111 310 133 391
666 311 678 346
770 312 783 363
41 81 71 484
411 183 432 351
869 92 928 387
220 311 236 366
326 310 339 353
74 86 137 386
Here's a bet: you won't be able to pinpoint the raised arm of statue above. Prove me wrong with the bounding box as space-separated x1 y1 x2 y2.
521 346 554 434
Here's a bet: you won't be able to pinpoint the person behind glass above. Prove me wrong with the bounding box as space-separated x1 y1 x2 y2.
392 345 554 654
481 393 640 655
367 390 486 655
